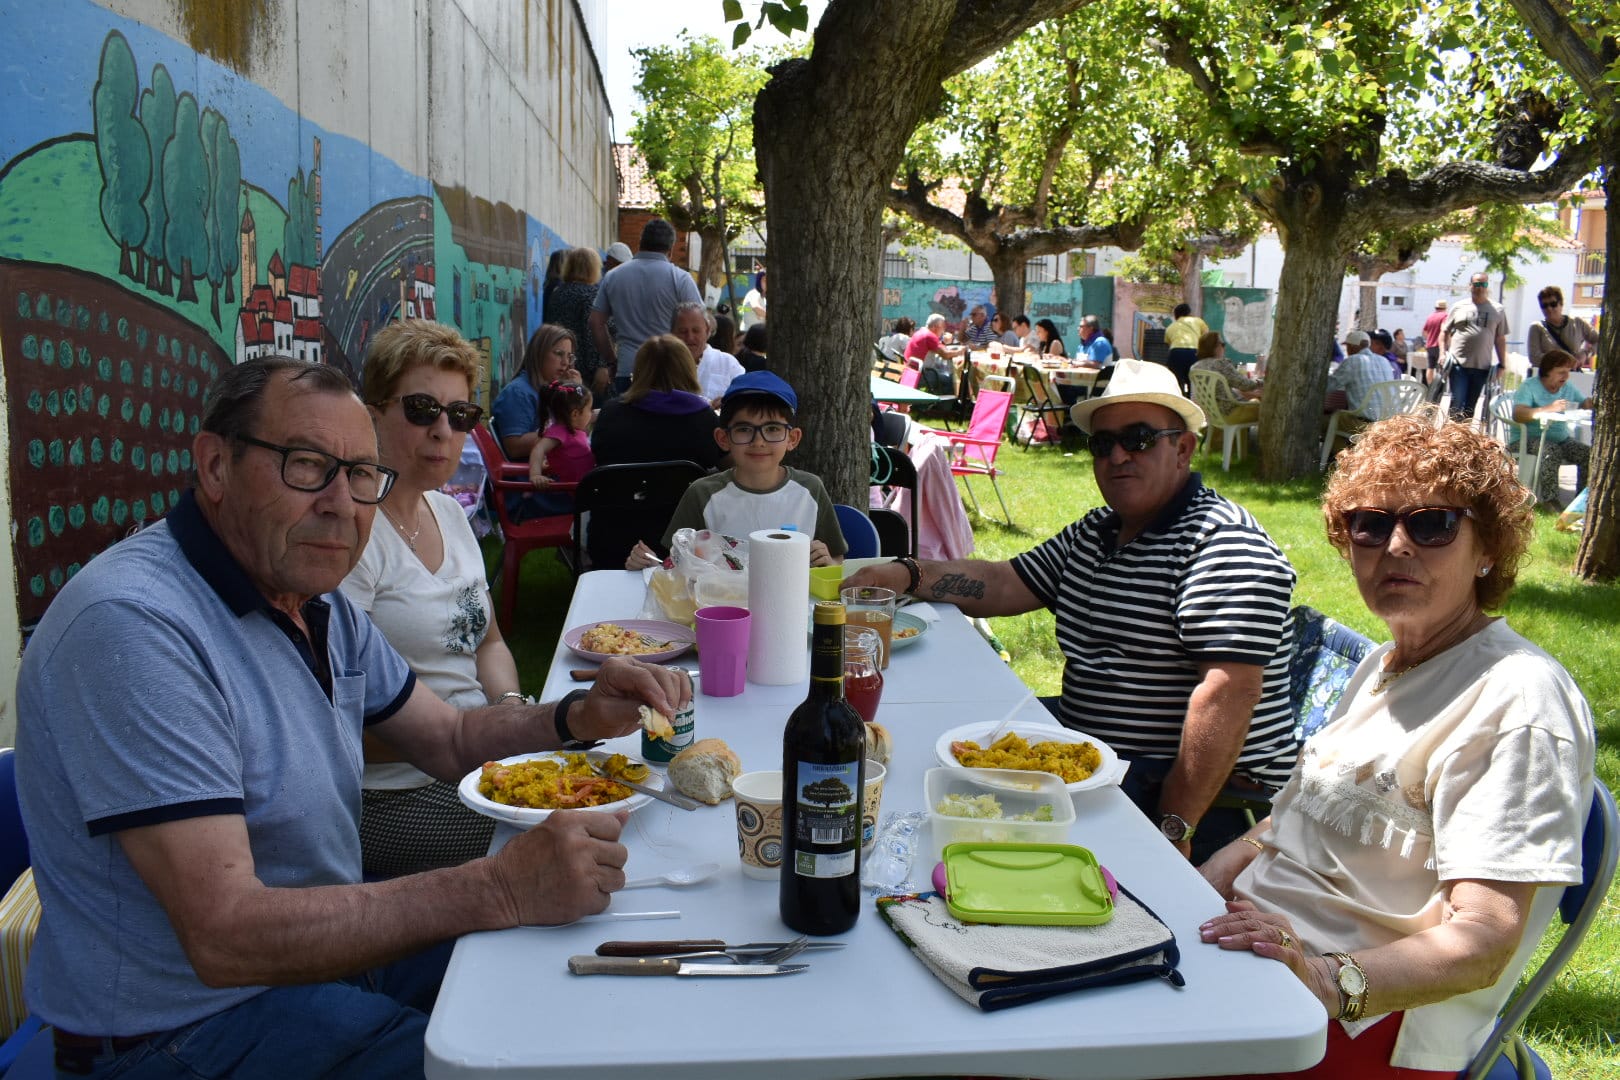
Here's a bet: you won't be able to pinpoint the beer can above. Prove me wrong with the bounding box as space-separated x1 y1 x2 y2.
642 697 695 762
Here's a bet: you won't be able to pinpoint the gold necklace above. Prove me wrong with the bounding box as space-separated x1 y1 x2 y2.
381 497 426 551
1370 613 1490 695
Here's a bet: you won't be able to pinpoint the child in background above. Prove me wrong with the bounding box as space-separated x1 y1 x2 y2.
527 380 595 514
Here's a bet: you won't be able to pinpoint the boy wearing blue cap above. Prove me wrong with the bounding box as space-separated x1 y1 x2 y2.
642 371 847 567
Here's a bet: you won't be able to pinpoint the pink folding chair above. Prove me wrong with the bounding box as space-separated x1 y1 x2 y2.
919 375 1015 524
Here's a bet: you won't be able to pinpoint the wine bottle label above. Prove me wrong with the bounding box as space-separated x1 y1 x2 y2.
790 760 859 878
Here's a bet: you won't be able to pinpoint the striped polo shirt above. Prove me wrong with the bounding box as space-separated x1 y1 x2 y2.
1010 475 1298 789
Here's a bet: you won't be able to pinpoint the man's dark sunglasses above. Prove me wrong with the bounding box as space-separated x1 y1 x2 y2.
1086 423 1185 457
1540 300 1562 310
235 435 398 505
374 393 484 433
1344 506 1475 548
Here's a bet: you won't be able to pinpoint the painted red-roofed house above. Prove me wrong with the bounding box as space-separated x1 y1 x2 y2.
408 264 437 320
293 318 323 364
288 264 321 321
267 251 287 298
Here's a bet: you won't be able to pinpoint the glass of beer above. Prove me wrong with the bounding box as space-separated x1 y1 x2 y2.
841 586 896 669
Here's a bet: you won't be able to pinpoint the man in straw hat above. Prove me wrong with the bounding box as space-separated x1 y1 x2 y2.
849 359 1295 862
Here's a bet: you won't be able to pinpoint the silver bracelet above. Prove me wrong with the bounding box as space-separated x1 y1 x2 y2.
496 691 526 705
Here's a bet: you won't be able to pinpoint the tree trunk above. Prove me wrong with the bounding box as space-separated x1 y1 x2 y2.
1574 150 1618 580
986 251 1028 327
119 244 134 280
1172 248 1203 313
1353 255 1380 330
1257 187 1353 478
698 226 728 303
210 280 221 327
176 259 197 303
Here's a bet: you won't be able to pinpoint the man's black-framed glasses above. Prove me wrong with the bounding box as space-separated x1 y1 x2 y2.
235 435 398 504
372 393 484 433
1086 423 1185 457
1343 506 1475 548
1540 300 1562 311
726 421 792 444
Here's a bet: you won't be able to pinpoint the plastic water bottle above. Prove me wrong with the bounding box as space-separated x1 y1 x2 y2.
1556 488 1588 532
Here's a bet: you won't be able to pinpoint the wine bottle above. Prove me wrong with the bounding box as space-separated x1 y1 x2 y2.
780 601 866 935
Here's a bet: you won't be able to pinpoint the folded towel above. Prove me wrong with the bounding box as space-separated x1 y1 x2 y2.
877 889 1181 1011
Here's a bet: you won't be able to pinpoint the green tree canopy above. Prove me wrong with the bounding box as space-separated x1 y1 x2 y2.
92 32 150 284
162 92 209 305
138 64 176 294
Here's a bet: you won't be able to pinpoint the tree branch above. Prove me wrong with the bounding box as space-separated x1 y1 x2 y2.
1158 32 1289 157
886 174 969 243
1352 140 1601 231
936 0 1099 73
1032 54 1082 220
1502 0 1614 109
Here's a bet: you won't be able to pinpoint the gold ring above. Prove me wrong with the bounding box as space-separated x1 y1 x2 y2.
1277 929 1296 950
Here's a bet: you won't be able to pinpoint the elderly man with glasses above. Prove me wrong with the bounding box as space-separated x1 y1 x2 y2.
849 360 1295 863
15 356 687 1079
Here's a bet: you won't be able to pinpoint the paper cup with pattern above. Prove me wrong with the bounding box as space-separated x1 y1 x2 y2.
732 770 784 879
862 760 886 852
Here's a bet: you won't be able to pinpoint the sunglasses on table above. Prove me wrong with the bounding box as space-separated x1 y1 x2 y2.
372 393 484 432
1343 506 1475 548
1086 423 1186 457
726 421 792 444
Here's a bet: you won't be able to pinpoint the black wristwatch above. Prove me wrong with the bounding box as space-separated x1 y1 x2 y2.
553 689 599 750
1158 813 1196 844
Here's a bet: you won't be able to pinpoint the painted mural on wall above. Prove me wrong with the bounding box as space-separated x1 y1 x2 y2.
0 3 568 628
1202 287 1273 362
879 277 1115 344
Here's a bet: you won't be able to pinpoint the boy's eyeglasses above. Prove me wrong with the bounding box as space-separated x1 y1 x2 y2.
373 393 484 433
235 435 398 504
726 421 792 444
1343 506 1475 548
1086 423 1185 457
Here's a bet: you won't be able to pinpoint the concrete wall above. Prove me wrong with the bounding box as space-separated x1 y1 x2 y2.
0 0 617 742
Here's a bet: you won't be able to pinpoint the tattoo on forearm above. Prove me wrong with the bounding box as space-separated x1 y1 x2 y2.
930 572 986 600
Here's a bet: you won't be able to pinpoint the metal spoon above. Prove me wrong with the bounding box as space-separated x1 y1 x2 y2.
622 862 722 890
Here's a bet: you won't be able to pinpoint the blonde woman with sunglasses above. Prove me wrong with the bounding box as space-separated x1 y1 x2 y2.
340 320 522 876
1190 409 1593 1079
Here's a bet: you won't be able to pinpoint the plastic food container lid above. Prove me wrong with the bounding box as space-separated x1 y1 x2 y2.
941 842 1114 926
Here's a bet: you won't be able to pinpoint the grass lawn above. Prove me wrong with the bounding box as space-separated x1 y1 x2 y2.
488 437 1618 1077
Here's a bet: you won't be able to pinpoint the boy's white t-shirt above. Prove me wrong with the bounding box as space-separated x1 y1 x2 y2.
662 467 846 555
339 490 493 790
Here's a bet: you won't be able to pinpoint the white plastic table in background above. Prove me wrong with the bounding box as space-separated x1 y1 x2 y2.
425 571 1326 1080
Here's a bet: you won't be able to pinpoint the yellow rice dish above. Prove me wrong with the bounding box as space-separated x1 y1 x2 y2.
577 623 665 655
477 753 645 810
950 732 1102 784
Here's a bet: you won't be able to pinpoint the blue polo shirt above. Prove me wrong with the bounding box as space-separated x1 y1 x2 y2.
15 490 414 1035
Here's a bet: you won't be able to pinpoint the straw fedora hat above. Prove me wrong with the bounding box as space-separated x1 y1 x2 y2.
1069 358 1206 434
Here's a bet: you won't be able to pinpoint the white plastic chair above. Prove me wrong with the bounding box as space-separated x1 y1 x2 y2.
1320 380 1426 468
1490 394 1548 491
1190 369 1258 472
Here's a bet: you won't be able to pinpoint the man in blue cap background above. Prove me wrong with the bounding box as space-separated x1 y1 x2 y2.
648 370 847 567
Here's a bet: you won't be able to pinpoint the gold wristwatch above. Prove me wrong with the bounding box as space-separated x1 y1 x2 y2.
1325 952 1368 1021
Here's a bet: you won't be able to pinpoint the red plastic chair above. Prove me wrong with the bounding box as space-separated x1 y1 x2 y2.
469 424 576 632
919 375 1015 524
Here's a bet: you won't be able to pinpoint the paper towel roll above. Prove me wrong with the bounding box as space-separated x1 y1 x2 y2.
746 529 810 685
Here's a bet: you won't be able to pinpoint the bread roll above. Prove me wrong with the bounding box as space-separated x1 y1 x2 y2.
865 722 892 765
667 738 742 804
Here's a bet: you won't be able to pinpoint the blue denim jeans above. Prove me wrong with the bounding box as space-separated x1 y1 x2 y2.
1448 364 1491 420
56 941 453 1080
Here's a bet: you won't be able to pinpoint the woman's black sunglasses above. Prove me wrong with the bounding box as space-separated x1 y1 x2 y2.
374 393 484 433
1344 506 1475 548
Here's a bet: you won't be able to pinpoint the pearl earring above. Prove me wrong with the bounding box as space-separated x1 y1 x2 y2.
1477 566 1492 577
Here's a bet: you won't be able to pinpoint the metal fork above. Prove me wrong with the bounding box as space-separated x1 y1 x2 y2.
666 937 811 965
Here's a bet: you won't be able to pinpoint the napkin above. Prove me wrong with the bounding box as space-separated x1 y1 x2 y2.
876 889 1182 1011
901 602 941 626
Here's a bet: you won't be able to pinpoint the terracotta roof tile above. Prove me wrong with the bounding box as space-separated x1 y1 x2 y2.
613 143 660 210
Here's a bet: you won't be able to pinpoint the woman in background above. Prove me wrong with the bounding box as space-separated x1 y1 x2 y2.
547 247 605 393
1034 318 1067 359
343 321 519 875
736 323 769 373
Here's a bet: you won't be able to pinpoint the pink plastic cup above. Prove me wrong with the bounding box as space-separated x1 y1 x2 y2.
695 606 751 697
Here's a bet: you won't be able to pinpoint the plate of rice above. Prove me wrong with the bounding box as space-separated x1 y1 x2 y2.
934 721 1121 794
563 619 695 664
457 750 661 828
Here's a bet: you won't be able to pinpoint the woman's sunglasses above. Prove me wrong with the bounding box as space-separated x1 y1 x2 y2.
1343 506 1475 548
374 393 484 432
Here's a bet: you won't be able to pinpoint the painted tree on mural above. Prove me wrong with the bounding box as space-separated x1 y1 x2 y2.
630 34 770 303
92 33 150 285
162 93 209 305
283 169 317 268
201 107 242 326
138 65 176 294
